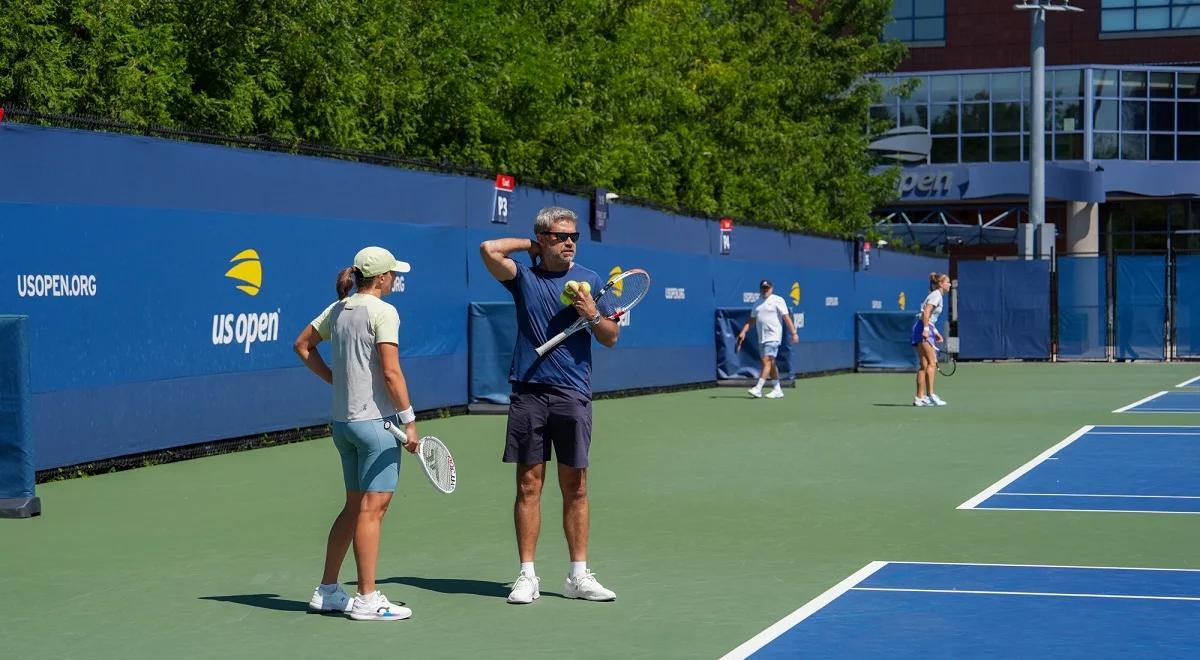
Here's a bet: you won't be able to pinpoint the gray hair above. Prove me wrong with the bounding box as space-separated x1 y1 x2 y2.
534 206 577 233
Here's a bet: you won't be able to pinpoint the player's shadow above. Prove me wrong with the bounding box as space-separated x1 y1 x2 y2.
872 403 919 407
198 593 313 613
376 576 555 599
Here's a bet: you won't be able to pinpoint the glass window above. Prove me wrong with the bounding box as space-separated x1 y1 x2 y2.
1055 100 1083 132
1150 134 1175 160
992 73 1022 100
1179 72 1200 99
1102 1 1200 33
1101 9 1135 31
1138 7 1171 29
1151 101 1175 131
993 102 1021 132
962 103 990 133
1179 101 1200 131
1122 70 1148 97
930 104 958 134
1055 134 1085 160
1095 69 1119 97
962 136 989 162
1095 99 1120 131
1179 134 1200 159
1094 132 1119 159
1053 70 1083 98
993 135 1021 162
888 0 944 42
899 103 929 128
962 74 989 101
1150 71 1175 98
931 137 958 163
1175 5 1200 27
1122 100 1148 130
930 76 958 103
1121 133 1148 159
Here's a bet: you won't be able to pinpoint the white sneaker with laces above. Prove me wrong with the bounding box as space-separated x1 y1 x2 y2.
929 393 947 406
766 387 784 399
563 570 616 601
349 591 411 621
748 387 763 398
507 572 540 604
914 396 930 407
308 584 353 613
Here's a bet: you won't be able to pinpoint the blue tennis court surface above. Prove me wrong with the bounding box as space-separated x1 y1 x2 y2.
724 562 1200 659
960 425 1200 514
1178 375 1200 388
1114 390 1200 413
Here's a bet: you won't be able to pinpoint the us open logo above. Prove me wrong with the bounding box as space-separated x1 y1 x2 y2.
211 249 280 353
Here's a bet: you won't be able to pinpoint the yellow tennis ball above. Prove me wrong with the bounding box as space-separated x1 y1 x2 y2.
560 280 579 306
579 281 591 295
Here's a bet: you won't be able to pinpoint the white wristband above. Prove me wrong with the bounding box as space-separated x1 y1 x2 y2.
398 407 415 424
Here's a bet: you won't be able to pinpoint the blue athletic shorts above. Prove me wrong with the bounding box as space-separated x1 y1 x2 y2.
504 383 592 468
761 341 781 358
332 417 401 492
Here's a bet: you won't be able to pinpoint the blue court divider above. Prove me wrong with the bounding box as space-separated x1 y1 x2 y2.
468 303 517 405
715 308 793 380
958 260 1051 359
1057 256 1107 359
1177 254 1200 358
854 312 945 371
1116 255 1166 360
0 316 38 517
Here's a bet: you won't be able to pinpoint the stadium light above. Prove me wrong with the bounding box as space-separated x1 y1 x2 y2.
1014 1 1083 259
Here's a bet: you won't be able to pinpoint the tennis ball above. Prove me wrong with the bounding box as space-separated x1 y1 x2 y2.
579 281 591 295
560 280 580 306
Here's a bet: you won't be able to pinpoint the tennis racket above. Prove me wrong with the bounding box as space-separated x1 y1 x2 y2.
534 268 651 357
382 421 457 494
927 336 956 377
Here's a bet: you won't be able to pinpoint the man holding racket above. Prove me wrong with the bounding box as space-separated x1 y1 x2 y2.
479 206 619 604
736 280 799 399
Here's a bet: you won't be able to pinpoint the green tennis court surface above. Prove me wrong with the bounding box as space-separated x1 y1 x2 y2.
6 363 1200 659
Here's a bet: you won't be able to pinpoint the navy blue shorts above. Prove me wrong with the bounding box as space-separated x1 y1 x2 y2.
504 383 592 468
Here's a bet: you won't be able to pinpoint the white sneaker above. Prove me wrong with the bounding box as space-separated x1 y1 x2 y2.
563 570 616 601
914 396 930 407
507 572 540 604
748 387 763 398
929 394 947 406
308 584 353 613
766 387 784 399
348 591 411 621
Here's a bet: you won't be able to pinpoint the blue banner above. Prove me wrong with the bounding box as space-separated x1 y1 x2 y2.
0 316 34 498
1057 256 1107 359
959 260 1050 359
1178 255 1200 358
1116 255 1166 360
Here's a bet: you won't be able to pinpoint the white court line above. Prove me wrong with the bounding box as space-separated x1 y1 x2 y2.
891 560 1200 572
997 492 1200 499
720 561 887 660
1177 375 1200 388
958 426 1094 510
1113 391 1169 413
1120 409 1200 414
970 506 1200 515
1089 431 1200 435
850 587 1200 602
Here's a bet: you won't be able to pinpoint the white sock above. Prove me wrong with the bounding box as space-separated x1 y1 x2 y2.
755 378 765 389
769 379 779 388
520 561 536 577
569 561 588 578
319 583 339 592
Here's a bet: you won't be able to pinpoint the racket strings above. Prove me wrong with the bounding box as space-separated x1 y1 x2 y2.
610 271 650 314
421 442 456 491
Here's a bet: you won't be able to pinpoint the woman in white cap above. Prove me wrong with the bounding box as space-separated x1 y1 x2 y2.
293 246 419 621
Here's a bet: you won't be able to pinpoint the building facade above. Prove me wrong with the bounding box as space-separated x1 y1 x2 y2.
876 0 1200 254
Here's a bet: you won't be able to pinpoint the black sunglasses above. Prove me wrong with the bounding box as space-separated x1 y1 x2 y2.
539 231 580 243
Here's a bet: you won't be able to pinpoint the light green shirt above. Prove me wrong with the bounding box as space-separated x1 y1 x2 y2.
312 293 401 422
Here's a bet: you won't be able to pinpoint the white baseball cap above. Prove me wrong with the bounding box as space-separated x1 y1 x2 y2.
354 246 411 277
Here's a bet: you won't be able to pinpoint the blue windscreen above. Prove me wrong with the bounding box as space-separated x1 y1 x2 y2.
1116 255 1166 360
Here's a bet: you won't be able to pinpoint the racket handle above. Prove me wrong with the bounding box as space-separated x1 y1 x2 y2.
535 331 569 357
381 420 405 440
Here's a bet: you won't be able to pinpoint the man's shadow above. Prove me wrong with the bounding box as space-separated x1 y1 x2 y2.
376 576 558 599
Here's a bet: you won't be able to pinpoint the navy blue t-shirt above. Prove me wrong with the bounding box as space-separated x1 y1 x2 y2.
502 260 607 395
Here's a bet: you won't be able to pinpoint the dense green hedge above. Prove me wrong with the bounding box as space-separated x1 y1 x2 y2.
0 0 904 234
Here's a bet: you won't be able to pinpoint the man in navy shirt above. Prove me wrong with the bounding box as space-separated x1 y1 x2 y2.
480 206 620 605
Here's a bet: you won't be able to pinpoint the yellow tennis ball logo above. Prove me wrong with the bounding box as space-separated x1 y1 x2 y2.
609 266 624 297
899 291 907 310
225 249 262 296
790 282 801 306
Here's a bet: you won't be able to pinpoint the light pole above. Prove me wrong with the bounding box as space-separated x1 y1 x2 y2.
1014 1 1083 259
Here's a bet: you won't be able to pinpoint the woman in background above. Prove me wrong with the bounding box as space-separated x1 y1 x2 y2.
912 272 951 407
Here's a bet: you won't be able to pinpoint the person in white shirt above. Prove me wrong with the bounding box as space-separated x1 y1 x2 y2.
911 272 951 407
293 246 420 621
736 280 799 398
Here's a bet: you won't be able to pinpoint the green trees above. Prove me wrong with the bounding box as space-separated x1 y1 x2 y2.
0 0 903 235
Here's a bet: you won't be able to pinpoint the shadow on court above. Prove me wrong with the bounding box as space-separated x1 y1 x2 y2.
376 576 552 599
872 403 918 407
199 593 312 612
